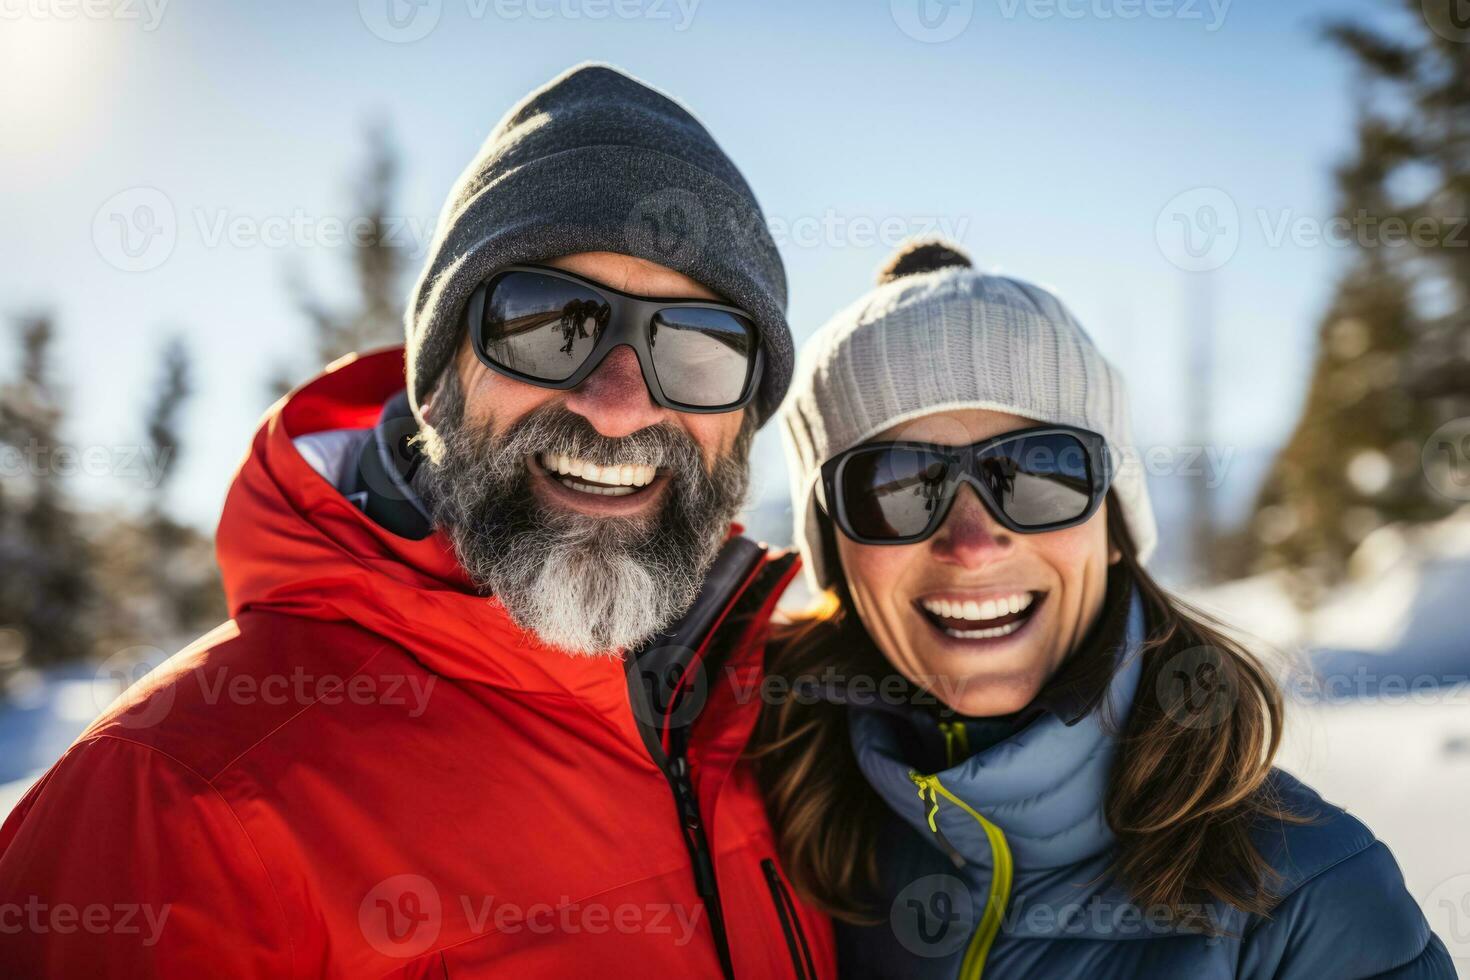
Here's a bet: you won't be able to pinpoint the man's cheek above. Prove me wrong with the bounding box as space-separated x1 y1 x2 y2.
687 414 741 465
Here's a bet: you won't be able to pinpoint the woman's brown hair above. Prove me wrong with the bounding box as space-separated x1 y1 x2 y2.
750 492 1297 928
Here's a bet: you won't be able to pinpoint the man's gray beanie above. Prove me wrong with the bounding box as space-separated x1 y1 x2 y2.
782 240 1158 593
404 62 790 426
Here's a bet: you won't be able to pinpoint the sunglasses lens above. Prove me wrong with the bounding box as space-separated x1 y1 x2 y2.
649 308 758 408
479 271 609 382
978 432 1093 527
840 447 952 540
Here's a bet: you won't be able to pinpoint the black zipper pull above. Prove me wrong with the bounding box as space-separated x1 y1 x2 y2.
911 771 967 869
670 756 718 896
932 824 968 869
668 753 734 978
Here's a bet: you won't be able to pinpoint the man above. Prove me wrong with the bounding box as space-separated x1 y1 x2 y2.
0 64 832 978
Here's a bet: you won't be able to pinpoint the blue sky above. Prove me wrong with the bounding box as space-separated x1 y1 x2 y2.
0 0 1418 537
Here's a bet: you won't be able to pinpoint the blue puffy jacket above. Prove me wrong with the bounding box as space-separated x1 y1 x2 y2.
838 586 1455 979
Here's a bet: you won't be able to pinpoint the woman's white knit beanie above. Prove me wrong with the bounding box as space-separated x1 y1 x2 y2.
780 240 1158 593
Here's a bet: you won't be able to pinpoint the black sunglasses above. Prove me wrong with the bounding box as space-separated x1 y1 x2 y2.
462 264 763 413
819 425 1113 545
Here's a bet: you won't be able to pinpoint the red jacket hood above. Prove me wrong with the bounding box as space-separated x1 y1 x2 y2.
217 347 683 710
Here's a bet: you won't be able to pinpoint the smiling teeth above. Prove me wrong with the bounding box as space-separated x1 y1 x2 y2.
539 454 657 492
947 621 1025 639
560 481 634 496
920 593 1033 622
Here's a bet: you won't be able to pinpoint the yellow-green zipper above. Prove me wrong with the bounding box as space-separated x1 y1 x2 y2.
937 720 971 768
909 771 1014 980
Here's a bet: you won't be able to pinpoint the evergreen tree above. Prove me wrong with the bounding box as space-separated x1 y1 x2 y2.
92 334 225 656
0 315 95 665
141 336 221 632
1247 1 1470 593
143 335 191 512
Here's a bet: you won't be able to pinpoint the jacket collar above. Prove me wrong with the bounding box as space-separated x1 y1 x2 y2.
849 579 1147 870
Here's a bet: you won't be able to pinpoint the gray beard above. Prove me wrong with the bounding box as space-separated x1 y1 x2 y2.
415 372 753 658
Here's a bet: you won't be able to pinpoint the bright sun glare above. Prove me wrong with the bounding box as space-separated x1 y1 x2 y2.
0 16 111 152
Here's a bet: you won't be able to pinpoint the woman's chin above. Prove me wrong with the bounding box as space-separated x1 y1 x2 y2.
898 629 1056 718
936 682 1044 719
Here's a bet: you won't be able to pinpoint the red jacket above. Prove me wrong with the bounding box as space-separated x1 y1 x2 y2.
0 349 834 979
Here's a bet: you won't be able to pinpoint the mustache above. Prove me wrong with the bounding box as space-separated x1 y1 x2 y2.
484 404 707 482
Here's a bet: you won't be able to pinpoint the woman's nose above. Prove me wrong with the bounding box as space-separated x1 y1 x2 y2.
561 344 667 438
928 486 1013 568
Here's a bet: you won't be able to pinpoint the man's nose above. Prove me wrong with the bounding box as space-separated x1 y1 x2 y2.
561 345 667 438
929 486 1013 569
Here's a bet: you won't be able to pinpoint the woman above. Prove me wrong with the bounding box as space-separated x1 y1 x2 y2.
754 241 1453 978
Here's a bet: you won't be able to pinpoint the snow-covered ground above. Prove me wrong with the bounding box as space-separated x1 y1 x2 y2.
0 663 116 816
1277 694 1470 975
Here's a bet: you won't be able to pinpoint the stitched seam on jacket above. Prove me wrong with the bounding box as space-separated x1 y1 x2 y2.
1360 936 1441 979
1239 836 1389 946
1238 839 1432 977
212 643 395 773
956 726 1113 845
83 733 299 978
